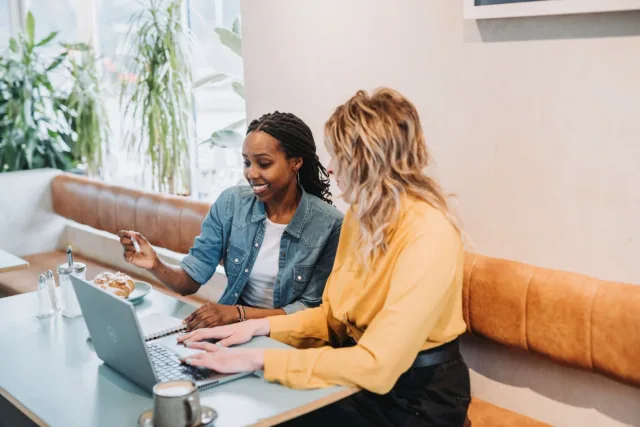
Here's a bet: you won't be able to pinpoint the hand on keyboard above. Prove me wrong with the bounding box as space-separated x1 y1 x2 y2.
148 343 208 382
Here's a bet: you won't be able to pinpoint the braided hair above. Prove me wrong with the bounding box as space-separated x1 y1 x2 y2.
247 111 333 205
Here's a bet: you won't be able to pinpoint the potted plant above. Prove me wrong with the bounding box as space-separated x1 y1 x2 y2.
0 12 74 173
62 44 111 177
120 0 193 194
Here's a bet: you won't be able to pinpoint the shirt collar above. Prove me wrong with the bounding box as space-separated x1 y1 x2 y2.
250 185 311 238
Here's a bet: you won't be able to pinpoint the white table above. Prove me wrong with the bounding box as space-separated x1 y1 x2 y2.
0 290 356 427
0 249 29 273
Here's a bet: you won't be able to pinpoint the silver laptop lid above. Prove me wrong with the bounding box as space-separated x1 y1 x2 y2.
71 275 158 392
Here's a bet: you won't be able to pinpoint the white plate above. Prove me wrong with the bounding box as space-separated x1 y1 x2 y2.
128 281 152 304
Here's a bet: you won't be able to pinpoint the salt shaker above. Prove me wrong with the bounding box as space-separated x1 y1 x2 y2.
59 246 86 318
45 270 62 312
37 274 55 318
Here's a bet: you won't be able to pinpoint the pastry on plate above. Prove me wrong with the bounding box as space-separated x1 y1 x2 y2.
93 272 135 299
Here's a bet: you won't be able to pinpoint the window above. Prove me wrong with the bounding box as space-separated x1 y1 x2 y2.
96 0 245 199
28 0 77 45
0 1 10 50
3 0 245 200
188 0 245 201
97 0 146 189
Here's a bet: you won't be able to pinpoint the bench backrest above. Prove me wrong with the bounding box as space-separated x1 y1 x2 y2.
51 173 210 254
51 173 640 388
463 252 639 388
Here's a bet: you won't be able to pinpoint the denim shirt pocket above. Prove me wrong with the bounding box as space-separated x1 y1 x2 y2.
225 244 247 279
292 265 315 295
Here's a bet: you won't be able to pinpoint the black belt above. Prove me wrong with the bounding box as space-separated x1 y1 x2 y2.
343 337 460 369
411 338 461 368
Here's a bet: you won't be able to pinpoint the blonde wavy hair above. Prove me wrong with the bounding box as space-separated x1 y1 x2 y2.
324 87 460 265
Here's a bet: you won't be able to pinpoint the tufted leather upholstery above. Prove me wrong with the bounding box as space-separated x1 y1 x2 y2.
463 252 640 388
51 173 210 254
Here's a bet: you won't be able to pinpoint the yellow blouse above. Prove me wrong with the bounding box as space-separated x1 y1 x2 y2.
263 197 466 394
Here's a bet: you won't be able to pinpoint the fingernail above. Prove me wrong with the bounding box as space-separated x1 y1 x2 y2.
186 342 192 347
185 359 194 365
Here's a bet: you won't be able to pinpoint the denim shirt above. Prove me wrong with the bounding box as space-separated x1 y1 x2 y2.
181 185 343 314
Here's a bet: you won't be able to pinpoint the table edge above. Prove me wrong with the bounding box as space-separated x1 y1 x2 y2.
0 386 48 427
249 387 360 427
0 261 30 274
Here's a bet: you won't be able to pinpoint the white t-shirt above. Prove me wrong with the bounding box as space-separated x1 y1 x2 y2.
241 218 288 309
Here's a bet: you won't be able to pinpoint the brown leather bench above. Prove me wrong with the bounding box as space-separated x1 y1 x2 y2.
0 173 211 304
463 252 640 426
3 173 639 426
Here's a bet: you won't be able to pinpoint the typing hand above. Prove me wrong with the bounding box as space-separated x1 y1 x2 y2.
183 303 238 331
178 319 266 347
182 344 264 374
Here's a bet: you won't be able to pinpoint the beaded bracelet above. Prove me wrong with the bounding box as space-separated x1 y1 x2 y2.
235 304 246 322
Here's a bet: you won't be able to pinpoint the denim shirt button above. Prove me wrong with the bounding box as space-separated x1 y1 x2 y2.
255 243 259 247
297 275 302 281
281 252 285 257
244 268 249 273
234 293 239 297
234 258 239 263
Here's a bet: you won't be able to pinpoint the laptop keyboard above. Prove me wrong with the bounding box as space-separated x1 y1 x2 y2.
148 343 208 382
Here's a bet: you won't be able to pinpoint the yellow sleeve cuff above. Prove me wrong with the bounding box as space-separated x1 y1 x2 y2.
263 348 292 385
268 315 291 343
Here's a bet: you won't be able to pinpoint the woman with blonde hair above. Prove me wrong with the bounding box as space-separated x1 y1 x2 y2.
178 88 471 426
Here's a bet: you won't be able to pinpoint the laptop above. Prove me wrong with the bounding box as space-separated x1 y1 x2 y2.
71 275 252 392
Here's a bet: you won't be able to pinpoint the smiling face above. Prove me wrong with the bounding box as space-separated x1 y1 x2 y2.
242 131 302 203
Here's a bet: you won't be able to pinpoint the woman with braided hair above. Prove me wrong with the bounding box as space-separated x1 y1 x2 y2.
117 111 343 330
179 89 470 426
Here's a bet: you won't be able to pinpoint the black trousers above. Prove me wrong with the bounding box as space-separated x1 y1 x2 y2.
279 356 471 427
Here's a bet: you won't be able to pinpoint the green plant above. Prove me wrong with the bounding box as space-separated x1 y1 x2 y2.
120 0 193 194
62 44 111 177
0 12 74 173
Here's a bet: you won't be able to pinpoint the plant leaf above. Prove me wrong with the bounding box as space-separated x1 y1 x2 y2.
202 129 244 148
9 38 18 52
223 118 246 130
214 28 242 57
35 31 58 47
192 72 230 90
232 16 241 35
61 42 90 52
231 81 244 99
46 52 69 71
26 12 35 44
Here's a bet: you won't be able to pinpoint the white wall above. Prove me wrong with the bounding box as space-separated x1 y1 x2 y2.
241 0 640 286
240 1 640 425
